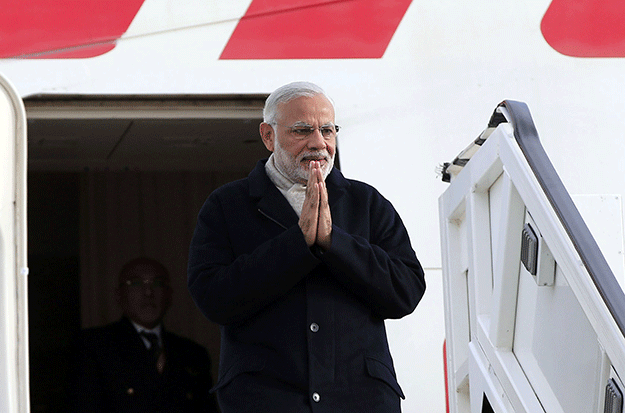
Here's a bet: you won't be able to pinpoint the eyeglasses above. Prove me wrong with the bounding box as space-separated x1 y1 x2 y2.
272 123 340 139
122 277 168 288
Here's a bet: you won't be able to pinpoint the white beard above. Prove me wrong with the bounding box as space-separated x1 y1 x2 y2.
273 138 334 184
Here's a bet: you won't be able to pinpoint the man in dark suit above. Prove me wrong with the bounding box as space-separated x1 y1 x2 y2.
188 82 426 412
74 257 219 412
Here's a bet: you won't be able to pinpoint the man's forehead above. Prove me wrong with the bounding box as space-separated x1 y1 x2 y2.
278 95 334 121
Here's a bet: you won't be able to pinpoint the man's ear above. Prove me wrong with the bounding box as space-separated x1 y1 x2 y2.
259 122 275 152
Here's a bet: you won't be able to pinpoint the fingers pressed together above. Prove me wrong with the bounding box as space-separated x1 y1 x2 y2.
299 161 332 250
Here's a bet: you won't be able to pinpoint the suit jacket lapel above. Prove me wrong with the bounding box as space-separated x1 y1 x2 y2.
325 168 349 207
248 159 350 228
249 160 299 229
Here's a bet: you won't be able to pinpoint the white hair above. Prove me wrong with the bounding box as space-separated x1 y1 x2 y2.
263 81 334 124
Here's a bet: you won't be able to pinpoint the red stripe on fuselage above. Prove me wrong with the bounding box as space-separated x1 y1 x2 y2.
541 0 625 57
220 0 414 59
0 0 145 58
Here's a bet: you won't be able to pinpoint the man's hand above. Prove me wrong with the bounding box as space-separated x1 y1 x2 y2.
316 175 332 250
299 162 320 247
298 161 332 250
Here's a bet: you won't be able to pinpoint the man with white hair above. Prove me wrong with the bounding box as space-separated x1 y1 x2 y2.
188 81 425 413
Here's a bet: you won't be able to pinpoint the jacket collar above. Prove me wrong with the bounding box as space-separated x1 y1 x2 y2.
248 159 349 228
117 317 166 351
324 162 350 206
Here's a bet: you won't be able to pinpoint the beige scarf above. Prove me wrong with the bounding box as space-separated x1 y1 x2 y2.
264 154 307 217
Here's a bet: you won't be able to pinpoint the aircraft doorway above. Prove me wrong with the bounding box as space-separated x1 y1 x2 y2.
25 95 269 412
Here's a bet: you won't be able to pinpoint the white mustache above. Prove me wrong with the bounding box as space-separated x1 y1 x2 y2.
298 151 330 163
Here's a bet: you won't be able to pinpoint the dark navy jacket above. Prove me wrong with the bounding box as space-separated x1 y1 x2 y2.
188 160 426 413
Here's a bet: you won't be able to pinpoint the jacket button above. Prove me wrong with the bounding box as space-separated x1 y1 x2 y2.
312 392 321 402
310 323 319 332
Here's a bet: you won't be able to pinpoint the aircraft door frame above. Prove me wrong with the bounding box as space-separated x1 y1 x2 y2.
0 72 29 413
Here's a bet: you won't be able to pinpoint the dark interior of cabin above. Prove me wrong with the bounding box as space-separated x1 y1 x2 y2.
26 96 270 412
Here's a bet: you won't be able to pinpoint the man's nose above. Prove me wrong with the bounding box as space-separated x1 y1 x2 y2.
306 128 326 149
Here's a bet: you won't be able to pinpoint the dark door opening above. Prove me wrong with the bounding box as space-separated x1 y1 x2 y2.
25 95 271 412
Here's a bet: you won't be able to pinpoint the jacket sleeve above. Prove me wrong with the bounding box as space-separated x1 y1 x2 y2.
187 193 320 325
319 193 426 320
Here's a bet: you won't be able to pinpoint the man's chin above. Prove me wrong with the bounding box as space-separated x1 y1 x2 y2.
297 161 331 180
135 310 163 328
135 318 161 329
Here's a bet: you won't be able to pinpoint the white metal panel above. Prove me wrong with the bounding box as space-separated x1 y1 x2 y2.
488 172 524 349
514 255 602 413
